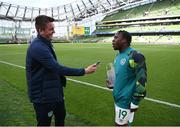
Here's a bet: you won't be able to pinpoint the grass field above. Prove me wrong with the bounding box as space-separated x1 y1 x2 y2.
0 43 180 126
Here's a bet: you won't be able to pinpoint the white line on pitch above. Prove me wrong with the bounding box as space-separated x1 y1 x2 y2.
67 78 180 108
0 60 180 109
0 60 26 69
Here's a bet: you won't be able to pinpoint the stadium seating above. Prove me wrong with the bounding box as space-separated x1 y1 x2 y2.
94 0 180 43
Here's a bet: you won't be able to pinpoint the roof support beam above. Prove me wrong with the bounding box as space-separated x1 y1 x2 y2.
57 7 60 21
99 2 107 11
45 8 47 15
23 6 27 19
31 7 34 22
64 5 68 20
39 8 41 15
116 0 122 6
88 0 98 13
6 4 11 16
76 4 83 16
51 8 54 17
81 0 87 9
0 2 3 8
118 0 127 5
70 4 75 20
14 5 19 17
106 0 111 6
81 0 88 17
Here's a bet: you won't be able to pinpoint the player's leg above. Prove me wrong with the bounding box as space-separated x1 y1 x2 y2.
54 101 66 126
128 112 135 124
33 103 55 126
115 104 131 126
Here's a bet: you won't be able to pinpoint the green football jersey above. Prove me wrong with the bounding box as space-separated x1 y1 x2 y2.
113 47 147 109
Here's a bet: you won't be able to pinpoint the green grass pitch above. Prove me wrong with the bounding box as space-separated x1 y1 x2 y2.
0 43 180 126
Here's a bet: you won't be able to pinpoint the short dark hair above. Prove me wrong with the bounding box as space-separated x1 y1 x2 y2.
117 30 132 46
35 15 54 33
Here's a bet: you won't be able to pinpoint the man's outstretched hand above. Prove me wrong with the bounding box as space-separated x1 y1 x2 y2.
85 64 97 74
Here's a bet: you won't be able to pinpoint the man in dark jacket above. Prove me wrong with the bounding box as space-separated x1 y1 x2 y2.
26 15 97 126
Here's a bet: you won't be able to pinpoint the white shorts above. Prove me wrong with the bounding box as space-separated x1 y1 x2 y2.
115 104 135 125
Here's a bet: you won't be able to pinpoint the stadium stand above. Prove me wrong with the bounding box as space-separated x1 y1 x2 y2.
94 0 180 44
103 0 180 21
0 0 179 44
0 0 161 44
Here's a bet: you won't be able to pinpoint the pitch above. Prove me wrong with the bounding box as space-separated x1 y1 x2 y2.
0 43 179 126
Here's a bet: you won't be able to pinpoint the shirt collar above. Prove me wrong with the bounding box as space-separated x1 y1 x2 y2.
119 47 132 54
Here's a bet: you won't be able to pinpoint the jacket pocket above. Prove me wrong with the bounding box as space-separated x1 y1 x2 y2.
42 80 61 101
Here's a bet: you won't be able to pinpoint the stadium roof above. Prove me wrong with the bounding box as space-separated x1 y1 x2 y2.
0 0 77 8
0 0 155 22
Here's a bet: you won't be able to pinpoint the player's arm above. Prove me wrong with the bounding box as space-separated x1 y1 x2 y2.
129 51 147 110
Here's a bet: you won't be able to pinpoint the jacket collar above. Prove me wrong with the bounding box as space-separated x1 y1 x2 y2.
37 34 53 48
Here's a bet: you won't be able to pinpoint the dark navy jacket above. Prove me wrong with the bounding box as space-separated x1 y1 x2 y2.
26 35 85 103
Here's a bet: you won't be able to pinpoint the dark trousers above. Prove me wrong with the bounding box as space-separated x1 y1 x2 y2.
33 101 66 126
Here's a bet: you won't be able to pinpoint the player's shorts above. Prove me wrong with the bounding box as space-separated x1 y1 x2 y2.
115 104 134 125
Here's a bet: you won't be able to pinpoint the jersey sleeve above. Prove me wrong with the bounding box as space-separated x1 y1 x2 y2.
129 50 147 106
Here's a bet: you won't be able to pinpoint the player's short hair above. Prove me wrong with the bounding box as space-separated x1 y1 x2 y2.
117 30 132 46
35 15 54 33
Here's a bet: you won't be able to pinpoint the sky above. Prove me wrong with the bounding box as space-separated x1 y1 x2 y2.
0 0 78 8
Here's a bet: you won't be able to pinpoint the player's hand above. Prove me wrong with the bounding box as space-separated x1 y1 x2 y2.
106 80 113 89
130 102 139 112
85 64 97 74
